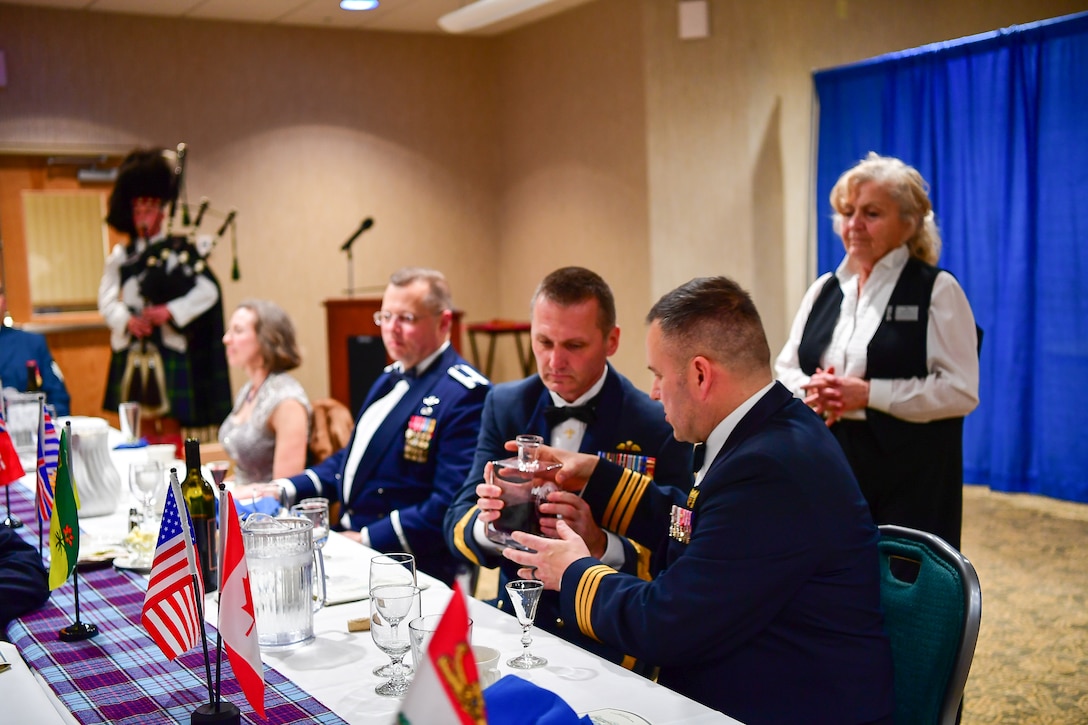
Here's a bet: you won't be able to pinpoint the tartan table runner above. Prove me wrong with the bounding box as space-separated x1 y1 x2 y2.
4 481 348 725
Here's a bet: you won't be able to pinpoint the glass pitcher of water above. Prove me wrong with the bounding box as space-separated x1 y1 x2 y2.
242 514 327 650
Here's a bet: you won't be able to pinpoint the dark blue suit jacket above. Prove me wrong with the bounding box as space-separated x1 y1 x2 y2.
444 364 692 668
0 326 71 416
290 345 488 584
0 525 50 633
560 382 895 723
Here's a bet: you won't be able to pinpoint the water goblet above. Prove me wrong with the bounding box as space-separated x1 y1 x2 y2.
129 460 163 525
506 578 547 669
370 553 416 676
370 584 420 697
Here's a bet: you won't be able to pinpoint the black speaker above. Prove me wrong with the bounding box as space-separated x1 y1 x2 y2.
347 335 387 414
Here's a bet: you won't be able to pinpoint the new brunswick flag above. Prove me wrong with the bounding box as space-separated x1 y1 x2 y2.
49 427 79 590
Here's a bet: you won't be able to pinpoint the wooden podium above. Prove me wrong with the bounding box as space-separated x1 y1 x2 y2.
324 298 463 410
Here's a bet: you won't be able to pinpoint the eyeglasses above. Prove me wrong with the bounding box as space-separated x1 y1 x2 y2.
374 311 429 326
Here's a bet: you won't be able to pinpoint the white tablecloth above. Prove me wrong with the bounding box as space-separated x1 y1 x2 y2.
12 426 737 724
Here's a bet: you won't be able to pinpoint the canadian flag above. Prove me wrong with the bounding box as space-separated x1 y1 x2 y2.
218 491 265 718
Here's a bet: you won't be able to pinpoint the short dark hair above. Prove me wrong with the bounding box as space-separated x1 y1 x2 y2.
646 277 770 375
236 299 302 373
389 267 453 314
531 267 616 334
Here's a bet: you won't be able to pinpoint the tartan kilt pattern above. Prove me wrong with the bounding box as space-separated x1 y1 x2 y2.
103 342 231 427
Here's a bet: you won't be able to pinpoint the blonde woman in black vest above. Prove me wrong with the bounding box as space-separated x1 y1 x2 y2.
775 153 979 548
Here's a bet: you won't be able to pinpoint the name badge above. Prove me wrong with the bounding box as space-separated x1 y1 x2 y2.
886 305 919 322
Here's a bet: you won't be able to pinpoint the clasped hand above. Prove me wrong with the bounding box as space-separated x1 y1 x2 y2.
802 366 870 426
126 305 173 338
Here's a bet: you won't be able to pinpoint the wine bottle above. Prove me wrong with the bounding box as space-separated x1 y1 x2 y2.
26 359 41 392
181 438 218 592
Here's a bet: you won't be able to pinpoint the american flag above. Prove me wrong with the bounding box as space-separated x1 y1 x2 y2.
36 404 60 524
141 475 205 660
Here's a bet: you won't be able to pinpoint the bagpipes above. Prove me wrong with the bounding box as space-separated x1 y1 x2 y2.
120 142 239 418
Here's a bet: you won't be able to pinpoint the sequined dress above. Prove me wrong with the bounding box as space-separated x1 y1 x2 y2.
219 372 311 484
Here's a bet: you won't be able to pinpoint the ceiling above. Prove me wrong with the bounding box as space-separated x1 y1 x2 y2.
1 0 599 35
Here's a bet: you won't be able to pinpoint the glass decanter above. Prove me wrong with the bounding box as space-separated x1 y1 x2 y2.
485 434 562 551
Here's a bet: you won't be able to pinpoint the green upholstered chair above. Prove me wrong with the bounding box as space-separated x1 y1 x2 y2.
878 524 982 725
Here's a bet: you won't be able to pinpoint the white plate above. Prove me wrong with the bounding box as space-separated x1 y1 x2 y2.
585 709 652 725
114 555 153 574
325 578 430 606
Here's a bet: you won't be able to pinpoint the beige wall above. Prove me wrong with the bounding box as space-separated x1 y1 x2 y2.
2 0 1086 403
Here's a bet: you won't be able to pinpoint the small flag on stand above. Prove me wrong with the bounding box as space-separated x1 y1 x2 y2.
142 476 205 660
217 490 265 717
0 409 26 486
48 427 79 590
0 408 27 529
398 582 486 725
36 404 60 524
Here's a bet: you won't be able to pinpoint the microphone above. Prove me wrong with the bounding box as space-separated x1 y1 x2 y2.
216 209 237 238
340 217 374 252
192 197 210 227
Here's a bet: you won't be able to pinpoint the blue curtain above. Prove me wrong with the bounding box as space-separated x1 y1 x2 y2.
812 12 1088 502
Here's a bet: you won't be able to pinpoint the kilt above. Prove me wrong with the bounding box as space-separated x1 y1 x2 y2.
103 340 230 427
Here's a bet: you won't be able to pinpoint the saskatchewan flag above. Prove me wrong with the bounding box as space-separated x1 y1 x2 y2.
49 427 79 591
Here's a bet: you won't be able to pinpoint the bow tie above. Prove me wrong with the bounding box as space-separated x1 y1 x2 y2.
691 443 706 474
544 402 597 427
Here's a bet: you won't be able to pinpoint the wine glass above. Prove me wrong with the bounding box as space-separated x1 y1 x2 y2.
506 579 546 669
370 553 416 676
206 460 231 488
370 584 420 697
291 498 329 549
128 460 163 525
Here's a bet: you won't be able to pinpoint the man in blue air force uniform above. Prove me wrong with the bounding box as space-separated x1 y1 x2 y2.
501 277 895 724
0 292 71 416
444 266 692 671
245 268 488 585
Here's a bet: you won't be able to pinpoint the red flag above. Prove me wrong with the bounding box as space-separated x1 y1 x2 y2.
0 411 27 486
398 582 486 724
218 491 265 717
142 475 205 660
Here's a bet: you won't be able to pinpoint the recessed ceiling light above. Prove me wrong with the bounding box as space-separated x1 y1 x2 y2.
340 0 379 10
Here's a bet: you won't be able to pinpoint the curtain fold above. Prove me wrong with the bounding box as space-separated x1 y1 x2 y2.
812 12 1088 502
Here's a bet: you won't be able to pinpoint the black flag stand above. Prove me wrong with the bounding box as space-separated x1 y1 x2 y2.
191 482 239 725
2 484 22 528
58 567 99 641
58 422 97 641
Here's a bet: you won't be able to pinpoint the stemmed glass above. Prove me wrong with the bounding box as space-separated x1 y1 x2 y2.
206 460 231 488
291 498 330 602
370 584 420 697
370 553 417 676
506 579 547 669
128 460 163 525
291 498 330 550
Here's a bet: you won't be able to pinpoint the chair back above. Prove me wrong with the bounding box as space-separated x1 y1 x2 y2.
877 524 982 725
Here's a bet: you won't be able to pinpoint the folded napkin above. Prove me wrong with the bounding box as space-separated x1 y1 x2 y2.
226 496 282 520
113 438 148 450
483 675 592 725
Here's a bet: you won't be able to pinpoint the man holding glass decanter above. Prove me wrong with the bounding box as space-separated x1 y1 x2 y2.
236 268 489 585
500 277 895 724
445 266 693 671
